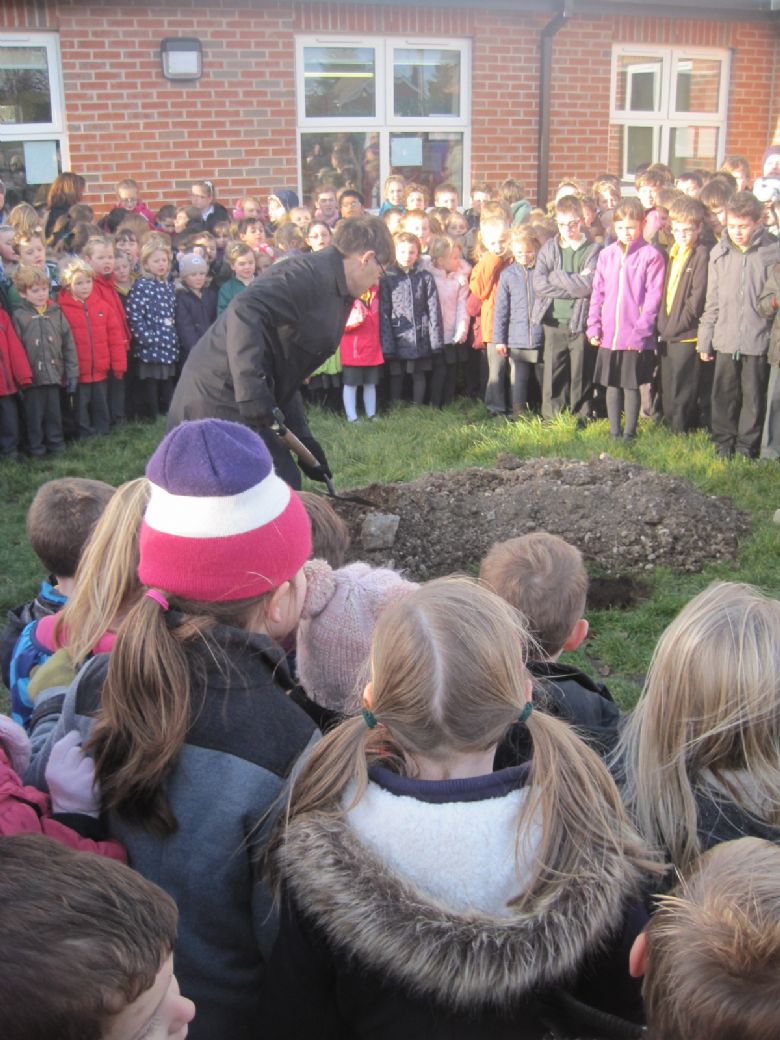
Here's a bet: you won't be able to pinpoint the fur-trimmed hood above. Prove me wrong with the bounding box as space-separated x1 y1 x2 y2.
278 775 643 1012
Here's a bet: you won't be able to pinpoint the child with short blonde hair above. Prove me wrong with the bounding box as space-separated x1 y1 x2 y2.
58 258 126 437
633 837 780 1040
492 226 543 416
125 238 178 421
81 234 131 426
115 176 156 227
470 215 512 416
11 264 78 455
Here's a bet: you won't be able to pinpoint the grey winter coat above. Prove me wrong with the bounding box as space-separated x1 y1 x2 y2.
697 227 779 356
12 298 79 387
758 264 780 366
531 236 602 333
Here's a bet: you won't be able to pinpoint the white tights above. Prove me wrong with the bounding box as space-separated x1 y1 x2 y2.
343 384 377 421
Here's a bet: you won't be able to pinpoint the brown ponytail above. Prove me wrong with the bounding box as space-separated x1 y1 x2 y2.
88 591 267 836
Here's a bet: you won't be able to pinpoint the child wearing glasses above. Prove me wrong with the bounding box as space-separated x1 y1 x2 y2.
531 194 603 422
656 197 711 433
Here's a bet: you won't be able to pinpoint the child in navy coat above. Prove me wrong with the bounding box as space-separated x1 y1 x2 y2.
379 232 443 405
175 253 217 363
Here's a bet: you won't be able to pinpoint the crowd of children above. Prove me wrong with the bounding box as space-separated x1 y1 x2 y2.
1 413 779 1036
1 158 779 457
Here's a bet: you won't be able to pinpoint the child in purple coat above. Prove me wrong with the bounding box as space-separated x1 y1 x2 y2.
587 198 666 441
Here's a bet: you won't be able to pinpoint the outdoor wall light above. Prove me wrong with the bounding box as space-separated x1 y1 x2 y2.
160 38 203 80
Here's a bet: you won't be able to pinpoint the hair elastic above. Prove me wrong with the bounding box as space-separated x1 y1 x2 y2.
518 701 533 725
145 589 170 612
361 708 378 730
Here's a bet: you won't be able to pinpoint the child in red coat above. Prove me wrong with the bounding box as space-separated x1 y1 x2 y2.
340 287 382 421
58 258 126 438
81 234 131 426
0 308 33 458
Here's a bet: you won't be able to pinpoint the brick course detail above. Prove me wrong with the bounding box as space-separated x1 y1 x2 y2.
5 1 779 210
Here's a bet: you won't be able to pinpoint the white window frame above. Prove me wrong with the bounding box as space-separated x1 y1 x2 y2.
610 45 729 181
0 31 69 171
295 34 470 204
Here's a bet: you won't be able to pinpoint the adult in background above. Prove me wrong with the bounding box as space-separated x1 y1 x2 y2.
168 214 394 487
44 172 86 240
190 178 230 232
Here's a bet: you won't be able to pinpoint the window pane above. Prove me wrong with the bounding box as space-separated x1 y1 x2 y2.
393 48 460 118
0 138 61 205
389 131 463 201
614 55 663 114
0 46 52 124
620 126 655 178
669 126 718 176
303 47 375 118
675 58 721 114
301 132 380 207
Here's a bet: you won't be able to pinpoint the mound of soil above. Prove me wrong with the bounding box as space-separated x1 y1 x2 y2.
330 454 751 585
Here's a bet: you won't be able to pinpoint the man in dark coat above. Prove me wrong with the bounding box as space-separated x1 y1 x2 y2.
168 215 394 486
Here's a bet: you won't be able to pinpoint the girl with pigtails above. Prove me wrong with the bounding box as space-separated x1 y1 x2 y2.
261 576 659 1039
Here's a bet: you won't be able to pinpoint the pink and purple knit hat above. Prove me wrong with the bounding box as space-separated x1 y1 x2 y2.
139 419 311 602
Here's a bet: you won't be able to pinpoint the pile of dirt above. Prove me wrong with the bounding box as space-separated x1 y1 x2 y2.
330 454 751 586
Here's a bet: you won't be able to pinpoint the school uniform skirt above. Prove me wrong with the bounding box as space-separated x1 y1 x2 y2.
594 347 655 390
342 364 382 386
387 356 434 376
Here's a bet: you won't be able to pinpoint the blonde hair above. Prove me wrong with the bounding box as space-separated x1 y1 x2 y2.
12 264 49 293
475 215 510 260
140 235 171 274
80 235 111 259
617 581 780 873
12 226 45 251
59 257 93 290
428 235 457 264
9 203 40 235
643 837 780 1040
226 240 254 265
53 478 150 668
275 576 657 905
479 532 587 657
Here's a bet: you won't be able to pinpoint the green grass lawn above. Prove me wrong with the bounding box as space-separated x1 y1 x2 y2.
2 401 779 710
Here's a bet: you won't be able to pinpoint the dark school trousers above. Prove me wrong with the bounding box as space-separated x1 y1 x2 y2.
710 351 769 458
77 380 110 438
542 325 592 419
658 340 701 433
23 384 65 455
0 395 20 457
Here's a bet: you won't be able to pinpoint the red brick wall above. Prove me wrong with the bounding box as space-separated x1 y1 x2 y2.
548 14 780 194
4 1 779 211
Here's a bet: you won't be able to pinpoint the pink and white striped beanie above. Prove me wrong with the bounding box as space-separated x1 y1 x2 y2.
139 419 311 602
